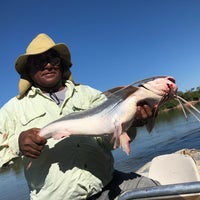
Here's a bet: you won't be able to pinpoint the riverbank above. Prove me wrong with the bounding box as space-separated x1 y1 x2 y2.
161 100 200 113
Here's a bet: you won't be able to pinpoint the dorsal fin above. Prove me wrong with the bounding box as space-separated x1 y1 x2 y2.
103 85 139 100
102 76 167 100
103 86 124 97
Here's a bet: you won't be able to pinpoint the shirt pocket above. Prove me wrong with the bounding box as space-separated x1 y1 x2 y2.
20 111 46 127
71 101 93 113
65 98 91 113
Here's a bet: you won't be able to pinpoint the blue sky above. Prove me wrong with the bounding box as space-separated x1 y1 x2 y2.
1 0 200 107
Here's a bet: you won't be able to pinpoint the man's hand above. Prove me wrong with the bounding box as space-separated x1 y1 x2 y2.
132 103 153 127
18 128 47 159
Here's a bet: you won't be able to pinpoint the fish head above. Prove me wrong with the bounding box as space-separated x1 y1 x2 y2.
140 76 178 132
141 76 178 100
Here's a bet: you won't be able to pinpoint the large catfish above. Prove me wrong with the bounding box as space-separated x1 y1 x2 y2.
39 76 178 155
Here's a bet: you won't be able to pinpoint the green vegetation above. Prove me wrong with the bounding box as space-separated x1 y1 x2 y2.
160 87 200 110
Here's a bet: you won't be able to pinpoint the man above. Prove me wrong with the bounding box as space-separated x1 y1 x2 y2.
0 33 158 199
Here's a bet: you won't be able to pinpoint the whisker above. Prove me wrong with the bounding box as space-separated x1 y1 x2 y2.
176 96 200 114
175 95 200 122
182 103 200 122
175 97 188 120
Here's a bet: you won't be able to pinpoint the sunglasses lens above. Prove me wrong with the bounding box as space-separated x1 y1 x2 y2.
28 51 61 70
49 57 61 66
34 56 61 69
34 59 46 68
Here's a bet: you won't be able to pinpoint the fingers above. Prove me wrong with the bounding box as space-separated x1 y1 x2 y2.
133 103 154 127
22 144 43 159
138 104 153 120
18 128 47 159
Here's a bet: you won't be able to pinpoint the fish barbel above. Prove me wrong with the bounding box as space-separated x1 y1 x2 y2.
39 76 178 154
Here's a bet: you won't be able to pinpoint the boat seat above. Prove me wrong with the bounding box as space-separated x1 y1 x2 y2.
148 153 200 185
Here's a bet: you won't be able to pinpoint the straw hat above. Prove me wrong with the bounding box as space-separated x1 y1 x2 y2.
15 33 73 99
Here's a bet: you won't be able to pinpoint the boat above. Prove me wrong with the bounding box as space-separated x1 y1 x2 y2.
118 149 200 200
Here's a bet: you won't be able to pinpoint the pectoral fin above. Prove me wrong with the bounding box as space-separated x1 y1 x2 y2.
146 117 155 133
119 132 131 155
146 107 159 132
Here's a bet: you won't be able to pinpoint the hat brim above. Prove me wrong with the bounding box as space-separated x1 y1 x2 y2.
15 43 72 74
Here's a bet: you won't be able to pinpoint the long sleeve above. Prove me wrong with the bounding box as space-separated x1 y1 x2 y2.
0 81 115 199
0 100 21 167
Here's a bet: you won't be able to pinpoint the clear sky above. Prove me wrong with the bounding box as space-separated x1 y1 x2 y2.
1 0 200 107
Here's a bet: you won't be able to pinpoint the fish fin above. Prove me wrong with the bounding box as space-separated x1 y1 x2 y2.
26 160 32 170
146 117 155 133
111 118 122 149
119 132 131 155
130 76 167 87
111 118 131 155
103 86 126 98
146 106 159 132
103 85 139 100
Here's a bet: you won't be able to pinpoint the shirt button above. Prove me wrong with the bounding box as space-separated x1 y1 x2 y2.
77 144 80 147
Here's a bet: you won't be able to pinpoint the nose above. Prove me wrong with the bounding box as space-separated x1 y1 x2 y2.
46 63 52 67
43 63 54 70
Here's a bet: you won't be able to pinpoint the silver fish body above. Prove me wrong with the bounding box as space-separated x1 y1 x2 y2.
39 76 178 154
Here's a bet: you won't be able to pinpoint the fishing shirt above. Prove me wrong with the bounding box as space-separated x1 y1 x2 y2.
0 81 138 200
0 80 136 200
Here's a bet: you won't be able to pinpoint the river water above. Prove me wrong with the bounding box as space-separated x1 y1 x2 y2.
1 107 200 200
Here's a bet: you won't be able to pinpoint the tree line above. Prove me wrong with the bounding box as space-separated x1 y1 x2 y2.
160 86 200 110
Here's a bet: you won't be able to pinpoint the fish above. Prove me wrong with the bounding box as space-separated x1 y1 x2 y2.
39 76 179 155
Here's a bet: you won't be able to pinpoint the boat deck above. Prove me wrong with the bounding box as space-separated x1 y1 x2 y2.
118 149 200 200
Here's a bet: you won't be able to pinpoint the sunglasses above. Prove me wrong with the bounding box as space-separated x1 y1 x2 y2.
28 53 61 70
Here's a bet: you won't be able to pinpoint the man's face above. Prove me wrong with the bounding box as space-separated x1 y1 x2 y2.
28 50 63 89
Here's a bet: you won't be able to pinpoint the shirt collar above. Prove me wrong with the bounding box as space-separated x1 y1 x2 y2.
27 80 76 98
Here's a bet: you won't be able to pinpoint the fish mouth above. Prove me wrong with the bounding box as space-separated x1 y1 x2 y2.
139 84 165 96
140 76 178 97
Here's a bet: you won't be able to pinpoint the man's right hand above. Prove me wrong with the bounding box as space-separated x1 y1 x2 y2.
18 128 47 159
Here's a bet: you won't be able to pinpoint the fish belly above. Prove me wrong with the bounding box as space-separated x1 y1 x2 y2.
39 114 115 139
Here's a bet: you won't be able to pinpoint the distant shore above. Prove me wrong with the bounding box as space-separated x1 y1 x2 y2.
161 100 200 112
